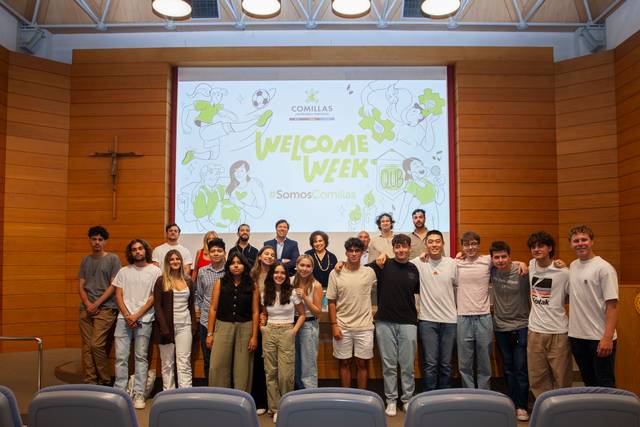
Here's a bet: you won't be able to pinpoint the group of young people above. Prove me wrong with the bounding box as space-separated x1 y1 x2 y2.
77 210 619 423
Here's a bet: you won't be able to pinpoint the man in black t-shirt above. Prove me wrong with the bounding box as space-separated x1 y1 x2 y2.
369 234 420 417
228 223 258 267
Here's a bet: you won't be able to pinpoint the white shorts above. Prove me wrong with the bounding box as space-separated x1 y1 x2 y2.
333 329 374 360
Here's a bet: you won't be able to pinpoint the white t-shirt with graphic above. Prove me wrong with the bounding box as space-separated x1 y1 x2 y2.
528 259 570 334
568 256 619 340
113 264 162 323
412 256 458 324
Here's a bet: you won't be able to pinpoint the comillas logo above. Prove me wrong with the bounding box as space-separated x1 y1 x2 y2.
290 89 335 116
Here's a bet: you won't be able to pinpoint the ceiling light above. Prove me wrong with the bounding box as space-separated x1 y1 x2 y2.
421 0 461 19
152 0 192 19
242 0 281 19
332 0 371 19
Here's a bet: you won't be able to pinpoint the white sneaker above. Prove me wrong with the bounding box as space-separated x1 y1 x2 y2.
273 412 278 423
516 409 529 421
133 394 146 410
385 402 397 416
256 408 267 415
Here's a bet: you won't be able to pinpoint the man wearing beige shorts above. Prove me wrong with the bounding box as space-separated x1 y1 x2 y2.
327 237 377 389
526 231 573 398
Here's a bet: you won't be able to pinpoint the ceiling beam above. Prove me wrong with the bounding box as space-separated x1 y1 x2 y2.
524 0 546 23
73 0 100 25
582 0 593 23
511 0 527 29
594 0 623 22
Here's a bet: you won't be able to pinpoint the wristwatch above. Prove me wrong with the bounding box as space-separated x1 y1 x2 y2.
207 332 214 337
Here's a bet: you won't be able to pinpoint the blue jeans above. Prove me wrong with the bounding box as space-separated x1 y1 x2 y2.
375 321 417 404
495 328 529 410
113 319 152 395
457 314 493 389
295 320 319 389
419 320 457 391
199 323 211 381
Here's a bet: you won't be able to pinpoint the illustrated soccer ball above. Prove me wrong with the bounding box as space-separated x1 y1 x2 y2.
251 89 271 109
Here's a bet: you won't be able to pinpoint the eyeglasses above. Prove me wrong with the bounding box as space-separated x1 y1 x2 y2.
462 241 479 248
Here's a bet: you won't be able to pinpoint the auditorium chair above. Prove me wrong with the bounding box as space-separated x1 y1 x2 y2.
149 387 259 427
276 387 386 427
27 384 138 427
404 389 516 427
0 385 23 427
529 387 640 427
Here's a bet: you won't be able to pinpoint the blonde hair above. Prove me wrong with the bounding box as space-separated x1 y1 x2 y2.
292 254 316 296
162 249 189 292
201 231 218 253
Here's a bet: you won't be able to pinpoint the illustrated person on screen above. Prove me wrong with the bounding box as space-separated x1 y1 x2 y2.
225 160 266 226
181 84 274 165
359 80 441 152
397 157 445 231
178 165 229 232
264 219 300 276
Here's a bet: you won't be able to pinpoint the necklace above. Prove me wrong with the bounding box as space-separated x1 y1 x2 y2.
314 251 330 272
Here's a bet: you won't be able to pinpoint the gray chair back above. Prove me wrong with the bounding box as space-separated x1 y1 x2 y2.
529 387 640 427
149 387 259 427
404 389 516 427
0 385 23 427
277 387 386 427
28 384 137 427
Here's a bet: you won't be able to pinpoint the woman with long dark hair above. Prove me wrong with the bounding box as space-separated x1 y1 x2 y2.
205 253 259 391
262 263 305 422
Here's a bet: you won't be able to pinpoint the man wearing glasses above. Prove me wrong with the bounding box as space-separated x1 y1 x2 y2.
456 231 494 389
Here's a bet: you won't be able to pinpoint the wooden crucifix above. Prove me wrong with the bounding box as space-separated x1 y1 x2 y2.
90 136 144 219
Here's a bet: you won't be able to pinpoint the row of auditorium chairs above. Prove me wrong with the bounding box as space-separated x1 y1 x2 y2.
1 384 639 427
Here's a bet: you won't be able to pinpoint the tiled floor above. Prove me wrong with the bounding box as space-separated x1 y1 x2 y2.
1 348 531 426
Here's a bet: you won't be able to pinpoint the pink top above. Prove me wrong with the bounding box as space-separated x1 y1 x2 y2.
456 255 491 315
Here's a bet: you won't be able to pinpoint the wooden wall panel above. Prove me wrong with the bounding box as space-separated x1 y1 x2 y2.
456 59 558 262
615 31 640 282
66 61 172 347
1 52 70 351
555 51 620 268
0 46 8 352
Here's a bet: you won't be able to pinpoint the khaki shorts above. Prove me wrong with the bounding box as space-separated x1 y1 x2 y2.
333 329 374 360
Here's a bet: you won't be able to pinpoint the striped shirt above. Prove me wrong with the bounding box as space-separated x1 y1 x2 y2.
196 264 225 328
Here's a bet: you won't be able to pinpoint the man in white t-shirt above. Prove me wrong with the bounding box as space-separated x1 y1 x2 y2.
113 239 162 410
413 230 458 391
327 237 377 390
567 224 619 387
152 223 193 274
526 231 572 398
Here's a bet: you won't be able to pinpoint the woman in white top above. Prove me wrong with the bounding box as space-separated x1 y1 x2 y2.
292 255 323 389
261 263 305 422
153 250 197 389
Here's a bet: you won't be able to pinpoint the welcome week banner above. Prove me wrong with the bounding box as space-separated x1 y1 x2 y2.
175 79 450 233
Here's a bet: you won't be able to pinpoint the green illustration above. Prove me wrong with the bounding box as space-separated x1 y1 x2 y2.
358 107 395 143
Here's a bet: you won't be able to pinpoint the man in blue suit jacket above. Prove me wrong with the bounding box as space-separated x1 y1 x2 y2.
264 219 299 275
